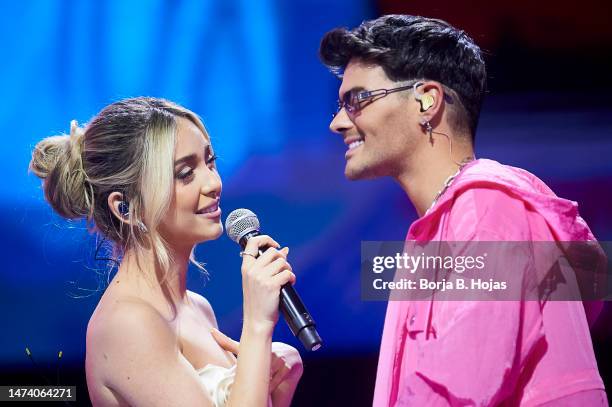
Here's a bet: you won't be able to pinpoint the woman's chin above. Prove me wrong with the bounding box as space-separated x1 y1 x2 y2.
195 223 224 243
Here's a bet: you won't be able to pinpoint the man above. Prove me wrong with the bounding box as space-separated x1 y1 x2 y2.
319 15 607 406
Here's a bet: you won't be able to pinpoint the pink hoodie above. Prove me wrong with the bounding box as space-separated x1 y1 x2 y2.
372 159 607 406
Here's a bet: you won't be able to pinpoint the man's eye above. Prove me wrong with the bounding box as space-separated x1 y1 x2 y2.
356 91 371 101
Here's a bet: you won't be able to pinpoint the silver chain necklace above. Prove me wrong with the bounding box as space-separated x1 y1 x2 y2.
426 157 475 214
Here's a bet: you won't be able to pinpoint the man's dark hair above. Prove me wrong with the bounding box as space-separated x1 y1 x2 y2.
319 15 486 140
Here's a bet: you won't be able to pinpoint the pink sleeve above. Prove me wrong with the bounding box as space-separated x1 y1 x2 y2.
396 187 545 406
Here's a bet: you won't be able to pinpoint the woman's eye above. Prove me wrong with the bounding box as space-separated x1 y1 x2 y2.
177 168 194 180
206 154 218 166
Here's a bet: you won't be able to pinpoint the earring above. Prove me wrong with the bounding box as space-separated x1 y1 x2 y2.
420 120 434 143
136 220 148 234
118 201 129 217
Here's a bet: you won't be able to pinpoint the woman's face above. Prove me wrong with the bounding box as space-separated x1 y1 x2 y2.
158 117 223 248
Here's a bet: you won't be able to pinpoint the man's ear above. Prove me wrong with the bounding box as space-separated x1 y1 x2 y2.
415 81 444 123
108 191 131 225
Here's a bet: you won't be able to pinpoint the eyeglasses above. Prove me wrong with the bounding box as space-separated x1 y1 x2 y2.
334 81 420 119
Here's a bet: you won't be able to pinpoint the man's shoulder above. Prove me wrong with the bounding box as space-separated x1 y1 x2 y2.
459 159 553 196
451 186 533 239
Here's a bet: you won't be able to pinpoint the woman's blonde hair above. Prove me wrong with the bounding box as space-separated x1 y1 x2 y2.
29 97 208 287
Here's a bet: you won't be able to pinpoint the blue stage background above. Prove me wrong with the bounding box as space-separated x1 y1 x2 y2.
2 1 611 405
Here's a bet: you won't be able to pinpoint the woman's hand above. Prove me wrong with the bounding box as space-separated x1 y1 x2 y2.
240 235 296 331
211 329 303 392
269 342 303 391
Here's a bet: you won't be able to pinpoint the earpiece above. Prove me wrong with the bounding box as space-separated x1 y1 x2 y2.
419 94 435 112
412 81 435 112
116 199 147 233
118 201 129 217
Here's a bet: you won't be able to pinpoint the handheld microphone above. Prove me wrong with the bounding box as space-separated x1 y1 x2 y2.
225 209 322 351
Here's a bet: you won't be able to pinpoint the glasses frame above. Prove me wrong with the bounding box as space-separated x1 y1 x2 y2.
334 81 421 119
333 80 456 119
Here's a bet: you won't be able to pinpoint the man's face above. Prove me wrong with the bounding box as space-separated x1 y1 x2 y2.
329 60 421 181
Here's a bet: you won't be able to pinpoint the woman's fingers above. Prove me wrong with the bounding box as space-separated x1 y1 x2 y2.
243 235 280 258
272 269 296 286
269 343 303 391
261 246 288 262
241 236 285 271
242 247 290 277
269 352 286 391
270 363 289 391
239 236 294 329
210 328 240 355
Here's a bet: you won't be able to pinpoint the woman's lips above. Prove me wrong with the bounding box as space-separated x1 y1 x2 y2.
197 207 221 218
196 202 221 218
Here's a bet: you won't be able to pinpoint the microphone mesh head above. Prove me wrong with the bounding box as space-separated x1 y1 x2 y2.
225 209 260 243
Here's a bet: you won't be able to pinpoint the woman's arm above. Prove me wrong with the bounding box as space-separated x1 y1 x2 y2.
211 331 303 407
269 343 303 407
90 235 294 407
87 301 214 407
224 235 297 407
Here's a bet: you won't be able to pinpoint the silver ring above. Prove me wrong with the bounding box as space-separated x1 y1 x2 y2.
239 251 257 258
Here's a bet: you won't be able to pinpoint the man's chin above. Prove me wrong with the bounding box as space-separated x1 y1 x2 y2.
345 160 387 180
345 165 371 181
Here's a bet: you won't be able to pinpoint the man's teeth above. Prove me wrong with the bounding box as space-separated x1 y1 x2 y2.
348 140 364 150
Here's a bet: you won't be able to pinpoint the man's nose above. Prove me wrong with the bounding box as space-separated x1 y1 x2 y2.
329 107 353 135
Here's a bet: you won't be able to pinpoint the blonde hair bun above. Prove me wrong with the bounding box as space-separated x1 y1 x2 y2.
29 121 91 220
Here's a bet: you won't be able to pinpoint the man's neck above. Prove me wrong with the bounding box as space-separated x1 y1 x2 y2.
396 142 474 217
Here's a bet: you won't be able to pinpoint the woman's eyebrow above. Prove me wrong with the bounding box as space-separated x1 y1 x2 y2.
174 153 196 166
174 145 211 166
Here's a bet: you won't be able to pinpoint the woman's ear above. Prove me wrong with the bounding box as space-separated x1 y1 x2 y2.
108 191 131 225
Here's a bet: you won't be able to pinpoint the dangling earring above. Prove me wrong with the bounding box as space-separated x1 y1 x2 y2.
421 120 434 144
136 220 148 234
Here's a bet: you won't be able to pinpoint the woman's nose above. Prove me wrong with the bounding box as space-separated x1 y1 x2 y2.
200 167 222 196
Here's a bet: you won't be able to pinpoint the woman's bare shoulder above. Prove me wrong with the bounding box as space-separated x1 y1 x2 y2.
186 290 217 326
85 295 214 407
89 295 168 333
86 297 184 396
86 295 176 368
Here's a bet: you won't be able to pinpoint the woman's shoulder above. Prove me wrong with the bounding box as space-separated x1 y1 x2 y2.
186 290 217 326
89 295 168 329
85 295 180 397
87 296 176 355
187 290 217 327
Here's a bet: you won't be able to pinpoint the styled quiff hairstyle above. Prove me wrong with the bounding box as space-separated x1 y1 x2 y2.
29 97 207 283
319 14 487 139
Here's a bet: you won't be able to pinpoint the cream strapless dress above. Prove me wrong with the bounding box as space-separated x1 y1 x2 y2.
197 363 273 407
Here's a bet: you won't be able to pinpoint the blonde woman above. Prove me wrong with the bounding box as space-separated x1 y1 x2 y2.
29 97 303 407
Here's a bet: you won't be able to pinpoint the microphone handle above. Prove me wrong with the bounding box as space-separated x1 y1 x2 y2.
239 231 322 351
